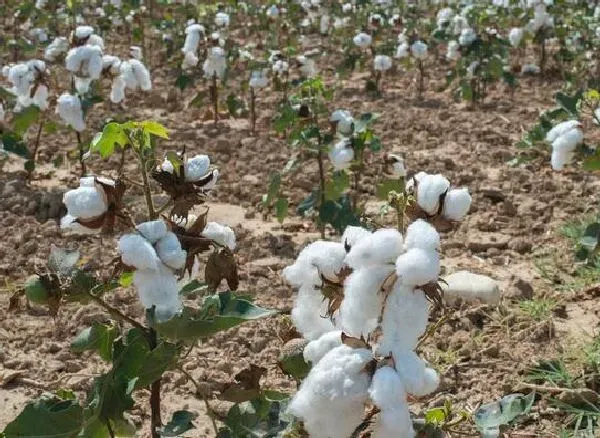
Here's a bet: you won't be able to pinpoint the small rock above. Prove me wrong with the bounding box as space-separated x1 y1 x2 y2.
510 278 534 299
509 238 532 254
467 233 510 252
442 271 501 305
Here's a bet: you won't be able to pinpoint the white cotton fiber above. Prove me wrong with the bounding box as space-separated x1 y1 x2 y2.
303 330 343 365
118 234 160 271
394 350 440 397
395 248 440 286
404 219 440 251
129 59 152 91
345 228 403 269
283 241 346 287
133 264 182 321
156 232 187 270
110 75 126 103
341 225 371 251
372 408 415 438
416 173 450 215
184 154 211 182
291 284 336 340
136 220 168 243
56 93 85 132
379 284 429 353
369 366 407 411
63 185 108 219
545 120 580 143
442 188 472 221
183 24 205 53
289 345 372 438
201 222 236 250
60 214 100 234
339 265 394 338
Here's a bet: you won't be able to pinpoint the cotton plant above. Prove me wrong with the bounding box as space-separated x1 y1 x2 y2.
5 120 274 438
395 34 430 98
203 46 227 124
249 69 268 133
282 211 475 437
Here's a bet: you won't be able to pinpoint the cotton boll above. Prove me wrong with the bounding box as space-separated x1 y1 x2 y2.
303 330 343 365
249 70 268 89
441 188 471 221
31 84 49 110
215 12 230 27
87 34 105 49
182 51 199 69
395 248 440 286
44 37 69 61
119 234 161 271
136 220 168 244
74 77 93 94
459 27 477 46
272 60 289 74
183 24 205 53
75 25 94 39
379 284 429 352
184 154 210 181
509 27 524 47
292 284 336 340
353 32 372 48
289 345 373 438
341 226 371 251
65 45 103 80
369 367 406 411
130 46 142 60
373 55 392 71
201 222 236 250
394 350 440 396
410 40 428 59
110 76 126 103
330 109 354 135
56 93 85 132
63 185 108 219
546 120 581 143
372 408 415 438
129 59 151 90
60 214 100 234
446 40 460 60
203 47 227 79
340 265 395 338
415 173 450 215
395 43 409 58
133 264 182 321
547 121 583 170
328 139 354 171
345 228 403 269
156 232 187 270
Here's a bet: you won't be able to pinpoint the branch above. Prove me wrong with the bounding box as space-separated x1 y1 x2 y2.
86 291 148 334
177 366 219 435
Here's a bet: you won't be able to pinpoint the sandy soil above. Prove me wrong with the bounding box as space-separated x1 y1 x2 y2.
1 28 600 438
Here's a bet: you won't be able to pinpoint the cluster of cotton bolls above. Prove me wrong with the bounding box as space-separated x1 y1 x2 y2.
61 176 114 233
408 171 472 221
284 217 458 438
328 109 357 170
395 34 428 61
2 60 49 111
249 70 268 89
546 120 584 170
118 220 186 321
101 55 152 103
159 153 220 190
181 23 205 70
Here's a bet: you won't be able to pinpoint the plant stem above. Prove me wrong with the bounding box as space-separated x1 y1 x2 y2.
118 146 127 174
250 87 256 134
76 131 86 176
86 291 147 333
539 29 546 77
28 114 46 180
317 148 326 240
138 152 156 219
178 366 219 436
149 328 162 438
106 420 115 438
417 60 424 99
211 73 218 125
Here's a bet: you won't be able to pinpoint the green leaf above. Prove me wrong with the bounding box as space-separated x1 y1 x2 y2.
487 55 504 80
13 106 40 136
2 132 30 158
555 90 583 117
376 178 404 200
165 151 183 175
90 123 129 159
71 322 118 362
583 153 600 171
460 81 473 101
160 411 195 437
119 272 134 288
140 121 169 139
297 190 319 216
424 407 448 425
175 74 193 90
369 136 382 152
153 292 276 342
189 90 206 108
275 197 288 224
319 195 360 234
24 160 35 173
265 172 281 205
474 393 535 435
179 279 208 297
325 171 350 201
278 340 310 380
3 396 83 437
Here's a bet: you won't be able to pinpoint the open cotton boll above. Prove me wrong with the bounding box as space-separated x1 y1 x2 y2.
442 271 501 305
410 40 428 59
110 76 126 103
395 43 409 58
372 408 415 438
30 84 49 110
340 265 395 338
60 214 101 234
509 27 524 47
201 222 236 250
289 345 373 438
129 59 151 90
102 55 121 74
215 12 230 27
183 24 205 53
345 228 403 269
87 34 105 50
130 46 142 60
292 284 336 340
249 70 268 89
379 283 429 352
303 330 343 365
416 173 450 215
548 122 583 170
133 264 182 322
63 185 108 219
182 51 199 70
459 27 477 46
341 225 371 251
136 220 168 243
156 232 187 270
546 120 581 143
56 93 85 132
7 64 33 96
330 109 354 135
118 234 161 271
74 77 93 94
447 40 460 60
373 55 392 71
203 47 227 79
442 188 472 221
394 350 440 396
328 139 354 171
44 37 69 61
65 45 103 80
353 32 372 48
396 248 440 286
184 154 210 181
75 25 94 39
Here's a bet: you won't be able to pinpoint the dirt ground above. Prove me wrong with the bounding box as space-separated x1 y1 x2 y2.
1 30 600 437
